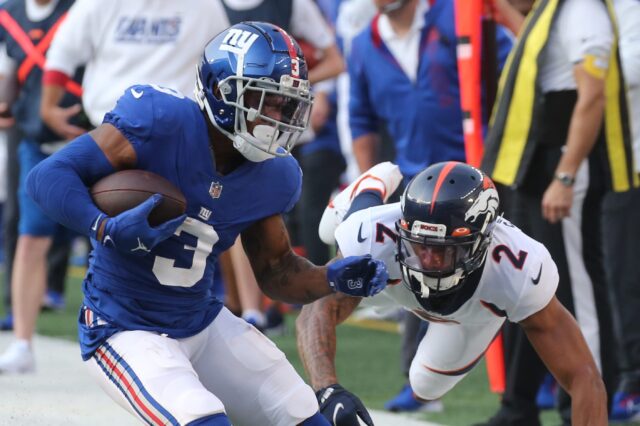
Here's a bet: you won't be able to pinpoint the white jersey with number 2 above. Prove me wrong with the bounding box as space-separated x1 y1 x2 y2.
335 203 559 399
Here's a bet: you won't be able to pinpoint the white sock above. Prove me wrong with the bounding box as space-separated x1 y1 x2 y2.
12 339 31 352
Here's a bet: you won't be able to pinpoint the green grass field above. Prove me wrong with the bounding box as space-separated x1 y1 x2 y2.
3 267 625 426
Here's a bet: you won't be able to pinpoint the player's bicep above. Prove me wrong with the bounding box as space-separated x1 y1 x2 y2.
241 214 292 275
520 297 594 390
89 123 137 170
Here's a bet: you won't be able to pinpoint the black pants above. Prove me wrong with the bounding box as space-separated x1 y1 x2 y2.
497 149 616 425
298 149 345 265
602 186 640 393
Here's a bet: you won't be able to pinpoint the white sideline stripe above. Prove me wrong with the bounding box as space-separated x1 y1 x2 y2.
0 333 445 426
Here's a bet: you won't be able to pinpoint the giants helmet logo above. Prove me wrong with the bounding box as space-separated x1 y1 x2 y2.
220 29 258 55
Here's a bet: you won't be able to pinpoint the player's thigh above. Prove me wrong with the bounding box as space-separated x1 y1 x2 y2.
192 308 318 426
409 319 504 400
85 330 225 425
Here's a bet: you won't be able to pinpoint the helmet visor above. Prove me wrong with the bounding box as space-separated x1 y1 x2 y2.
399 238 471 277
243 88 311 129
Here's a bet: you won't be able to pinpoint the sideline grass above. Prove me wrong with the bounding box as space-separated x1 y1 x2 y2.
1 268 611 426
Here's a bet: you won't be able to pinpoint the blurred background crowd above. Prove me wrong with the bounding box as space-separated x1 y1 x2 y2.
0 0 638 424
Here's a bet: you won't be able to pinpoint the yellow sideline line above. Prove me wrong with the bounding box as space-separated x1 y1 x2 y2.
344 317 401 334
68 266 400 334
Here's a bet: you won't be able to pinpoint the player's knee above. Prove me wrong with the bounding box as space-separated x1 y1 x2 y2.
174 388 226 424
185 412 231 426
267 372 319 424
409 362 456 401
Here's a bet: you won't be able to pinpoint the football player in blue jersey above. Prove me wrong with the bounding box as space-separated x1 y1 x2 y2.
23 22 388 426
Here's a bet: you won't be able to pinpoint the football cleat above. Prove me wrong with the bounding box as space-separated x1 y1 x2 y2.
610 391 640 421
384 383 444 413
0 340 35 374
318 161 403 244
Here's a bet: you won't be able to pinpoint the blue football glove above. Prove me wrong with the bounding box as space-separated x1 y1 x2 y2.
327 255 388 297
316 384 374 426
90 194 186 256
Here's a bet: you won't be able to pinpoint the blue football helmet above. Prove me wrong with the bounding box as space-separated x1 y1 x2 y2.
396 162 499 298
195 22 313 162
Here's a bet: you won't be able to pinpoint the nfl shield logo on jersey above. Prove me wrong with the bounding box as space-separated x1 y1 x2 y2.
209 181 223 198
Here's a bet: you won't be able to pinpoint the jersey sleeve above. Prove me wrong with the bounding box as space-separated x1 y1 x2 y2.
103 84 195 168
334 207 373 257
102 84 155 149
507 241 558 322
281 156 302 213
480 220 559 323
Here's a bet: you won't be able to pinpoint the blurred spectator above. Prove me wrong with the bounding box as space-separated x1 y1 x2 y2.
0 0 230 374
607 0 640 421
40 0 229 132
0 0 83 374
480 0 635 424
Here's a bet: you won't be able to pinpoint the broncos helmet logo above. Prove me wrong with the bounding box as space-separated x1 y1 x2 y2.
465 186 499 232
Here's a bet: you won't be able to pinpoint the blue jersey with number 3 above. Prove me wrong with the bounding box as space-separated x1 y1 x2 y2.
78 85 301 359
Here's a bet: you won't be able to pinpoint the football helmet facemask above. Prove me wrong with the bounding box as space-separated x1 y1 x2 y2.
396 162 499 298
195 21 313 162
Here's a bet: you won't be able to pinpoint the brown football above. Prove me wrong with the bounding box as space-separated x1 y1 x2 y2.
90 170 186 227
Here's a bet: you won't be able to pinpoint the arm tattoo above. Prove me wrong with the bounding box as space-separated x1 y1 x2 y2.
297 294 362 389
243 219 327 303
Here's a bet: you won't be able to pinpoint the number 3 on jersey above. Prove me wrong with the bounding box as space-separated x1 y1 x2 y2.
152 217 219 287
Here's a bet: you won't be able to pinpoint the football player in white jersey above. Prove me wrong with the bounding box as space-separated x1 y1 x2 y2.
297 161 607 426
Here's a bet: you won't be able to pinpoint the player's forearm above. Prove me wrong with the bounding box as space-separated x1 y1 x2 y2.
256 251 333 304
567 367 608 425
296 302 340 389
26 134 114 236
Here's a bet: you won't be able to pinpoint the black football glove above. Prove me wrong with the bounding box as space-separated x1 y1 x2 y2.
316 384 374 426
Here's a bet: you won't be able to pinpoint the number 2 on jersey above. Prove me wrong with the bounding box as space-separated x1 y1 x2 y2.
492 245 528 270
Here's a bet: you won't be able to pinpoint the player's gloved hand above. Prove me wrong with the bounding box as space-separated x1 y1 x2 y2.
327 255 388 297
316 384 374 426
90 194 186 256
